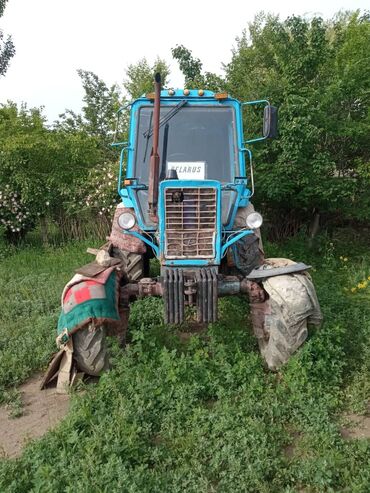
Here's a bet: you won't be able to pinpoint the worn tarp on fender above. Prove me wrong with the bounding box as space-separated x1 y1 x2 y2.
57 268 121 336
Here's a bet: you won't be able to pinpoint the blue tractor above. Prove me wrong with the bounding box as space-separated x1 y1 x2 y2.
106 73 321 370
46 73 321 390
112 73 274 308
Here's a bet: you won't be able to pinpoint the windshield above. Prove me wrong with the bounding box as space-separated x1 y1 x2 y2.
133 105 239 183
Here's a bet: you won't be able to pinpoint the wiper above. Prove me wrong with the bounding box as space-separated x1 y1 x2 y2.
143 111 153 163
159 123 169 181
143 100 187 139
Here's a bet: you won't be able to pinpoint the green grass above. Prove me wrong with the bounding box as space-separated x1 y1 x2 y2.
0 240 92 399
0 231 369 492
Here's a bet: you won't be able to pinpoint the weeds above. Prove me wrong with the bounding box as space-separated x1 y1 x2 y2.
2 389 23 419
0 232 369 492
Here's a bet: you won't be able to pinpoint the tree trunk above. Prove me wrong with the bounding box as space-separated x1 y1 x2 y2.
40 216 49 246
308 210 320 248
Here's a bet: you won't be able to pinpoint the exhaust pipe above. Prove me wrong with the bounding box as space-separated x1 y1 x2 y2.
148 72 161 223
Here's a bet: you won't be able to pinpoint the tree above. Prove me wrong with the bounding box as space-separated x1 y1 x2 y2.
58 70 122 142
123 57 170 100
0 0 15 76
172 44 226 91
0 103 102 241
225 12 370 234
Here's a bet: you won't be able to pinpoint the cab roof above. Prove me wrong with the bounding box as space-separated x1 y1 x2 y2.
139 89 234 101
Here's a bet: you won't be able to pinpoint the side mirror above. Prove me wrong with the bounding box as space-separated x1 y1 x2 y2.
263 105 278 139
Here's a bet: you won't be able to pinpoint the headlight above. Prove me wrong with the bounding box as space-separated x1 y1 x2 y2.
118 212 136 230
246 212 263 229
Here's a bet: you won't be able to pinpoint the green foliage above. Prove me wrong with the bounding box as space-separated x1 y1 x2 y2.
226 12 370 225
0 103 103 238
0 0 15 77
73 160 120 216
58 70 123 146
0 234 369 491
123 57 170 99
0 240 92 400
172 44 226 91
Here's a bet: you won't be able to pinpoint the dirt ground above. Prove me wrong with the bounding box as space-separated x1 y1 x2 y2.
0 371 368 460
0 374 70 458
341 413 370 440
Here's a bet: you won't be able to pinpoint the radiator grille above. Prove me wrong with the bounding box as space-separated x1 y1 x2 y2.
164 187 217 259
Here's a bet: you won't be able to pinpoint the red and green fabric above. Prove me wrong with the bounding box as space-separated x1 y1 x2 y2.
57 270 121 336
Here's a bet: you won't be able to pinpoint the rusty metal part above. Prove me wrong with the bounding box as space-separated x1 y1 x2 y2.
184 278 197 306
121 278 163 300
164 187 217 259
246 262 311 280
120 272 269 326
240 279 266 302
138 278 163 297
121 274 262 303
243 280 270 341
109 206 146 254
196 267 218 323
148 73 161 222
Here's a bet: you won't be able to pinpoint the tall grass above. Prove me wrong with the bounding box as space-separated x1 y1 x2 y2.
0 232 369 492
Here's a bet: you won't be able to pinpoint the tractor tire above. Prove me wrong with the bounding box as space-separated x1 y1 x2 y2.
112 248 144 282
246 259 322 371
232 202 264 275
256 312 309 371
234 233 263 275
73 324 109 376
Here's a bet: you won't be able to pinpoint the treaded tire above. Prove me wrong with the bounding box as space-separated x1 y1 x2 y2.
234 233 263 276
257 318 308 371
247 263 322 371
73 325 109 376
112 248 144 281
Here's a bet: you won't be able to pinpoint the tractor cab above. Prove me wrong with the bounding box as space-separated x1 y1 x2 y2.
115 85 277 238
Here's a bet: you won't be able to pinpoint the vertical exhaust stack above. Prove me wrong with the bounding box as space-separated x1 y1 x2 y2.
148 72 161 223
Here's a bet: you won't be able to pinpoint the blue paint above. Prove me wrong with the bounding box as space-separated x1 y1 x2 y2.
112 89 272 268
122 230 159 256
158 180 222 266
221 230 254 257
117 145 128 195
241 99 270 145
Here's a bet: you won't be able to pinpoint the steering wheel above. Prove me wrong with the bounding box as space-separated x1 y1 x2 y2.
167 153 188 161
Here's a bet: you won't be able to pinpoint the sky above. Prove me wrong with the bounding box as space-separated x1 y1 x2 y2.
0 0 368 123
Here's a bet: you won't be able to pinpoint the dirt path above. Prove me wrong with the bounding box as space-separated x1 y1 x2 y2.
341 413 370 440
0 374 70 458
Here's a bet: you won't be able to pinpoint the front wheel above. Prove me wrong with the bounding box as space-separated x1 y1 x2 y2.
246 259 322 370
73 324 109 376
112 248 144 281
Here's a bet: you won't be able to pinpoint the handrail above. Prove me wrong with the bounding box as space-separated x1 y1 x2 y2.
240 148 254 197
117 145 129 195
221 230 254 257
